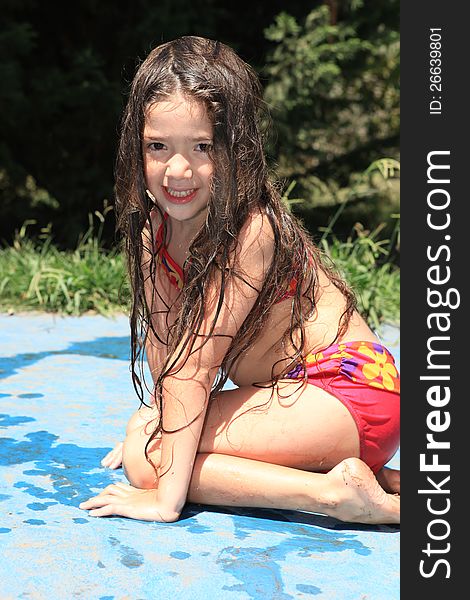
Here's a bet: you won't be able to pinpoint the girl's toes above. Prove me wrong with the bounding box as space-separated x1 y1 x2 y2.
327 458 400 524
376 466 400 494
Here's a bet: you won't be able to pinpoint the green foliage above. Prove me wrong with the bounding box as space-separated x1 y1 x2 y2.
0 213 130 315
263 1 399 230
320 221 400 329
0 0 310 247
0 215 399 327
1 1 399 250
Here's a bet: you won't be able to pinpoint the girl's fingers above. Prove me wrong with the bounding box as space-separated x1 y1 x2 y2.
81 484 127 508
108 483 137 493
81 496 131 518
89 505 118 517
108 457 122 470
114 482 133 490
102 484 128 496
79 488 169 521
101 450 116 467
79 494 114 509
101 442 124 469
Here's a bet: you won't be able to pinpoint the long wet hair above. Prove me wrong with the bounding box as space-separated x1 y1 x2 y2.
114 36 356 473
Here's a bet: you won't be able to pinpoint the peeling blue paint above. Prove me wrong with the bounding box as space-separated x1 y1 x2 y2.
108 536 144 568
170 551 191 560
23 519 46 525
222 510 371 556
171 515 213 535
219 545 295 599
0 315 399 599
0 335 129 380
22 469 46 476
0 414 36 427
216 524 371 599
26 501 59 511
2 431 117 510
296 583 321 595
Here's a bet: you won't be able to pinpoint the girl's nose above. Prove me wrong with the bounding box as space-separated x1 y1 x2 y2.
165 154 192 179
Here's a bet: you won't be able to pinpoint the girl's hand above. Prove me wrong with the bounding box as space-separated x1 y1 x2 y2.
100 442 124 469
79 483 180 522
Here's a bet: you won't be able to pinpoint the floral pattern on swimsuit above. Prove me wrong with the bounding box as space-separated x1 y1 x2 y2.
284 340 400 394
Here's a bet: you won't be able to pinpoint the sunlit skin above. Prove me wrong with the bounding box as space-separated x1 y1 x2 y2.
143 94 214 242
79 94 400 525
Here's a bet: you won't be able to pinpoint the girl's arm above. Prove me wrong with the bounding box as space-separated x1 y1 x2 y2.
154 210 274 517
79 210 274 521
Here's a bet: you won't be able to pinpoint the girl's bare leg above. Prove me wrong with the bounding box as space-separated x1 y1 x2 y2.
113 381 400 524
101 405 156 469
189 453 399 524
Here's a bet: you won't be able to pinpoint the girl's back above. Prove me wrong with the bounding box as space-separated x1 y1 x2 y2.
143 204 376 388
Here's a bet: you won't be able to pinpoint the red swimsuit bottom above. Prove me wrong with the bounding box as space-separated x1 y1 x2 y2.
284 340 400 473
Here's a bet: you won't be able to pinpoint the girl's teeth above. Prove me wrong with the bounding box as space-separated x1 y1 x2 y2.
166 188 195 198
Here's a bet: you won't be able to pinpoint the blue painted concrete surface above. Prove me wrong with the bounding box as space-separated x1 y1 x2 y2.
0 314 399 599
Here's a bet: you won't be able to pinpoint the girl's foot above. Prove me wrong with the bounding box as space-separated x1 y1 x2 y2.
325 458 400 524
376 466 400 494
101 442 124 469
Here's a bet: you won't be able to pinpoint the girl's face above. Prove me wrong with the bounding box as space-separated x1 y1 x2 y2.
143 94 214 229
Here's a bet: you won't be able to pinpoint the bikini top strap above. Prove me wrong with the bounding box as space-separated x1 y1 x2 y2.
155 213 184 291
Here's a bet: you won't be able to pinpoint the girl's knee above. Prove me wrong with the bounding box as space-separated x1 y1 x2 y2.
122 427 161 489
125 404 159 436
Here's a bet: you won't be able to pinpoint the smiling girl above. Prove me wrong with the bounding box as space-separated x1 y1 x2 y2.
79 36 400 524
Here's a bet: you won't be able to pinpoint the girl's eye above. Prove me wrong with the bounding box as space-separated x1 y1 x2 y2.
149 142 165 151
196 143 212 153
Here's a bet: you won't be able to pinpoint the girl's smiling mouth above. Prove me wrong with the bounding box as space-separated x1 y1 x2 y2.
162 186 197 203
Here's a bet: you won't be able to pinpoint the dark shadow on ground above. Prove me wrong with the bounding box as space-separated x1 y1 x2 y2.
180 503 399 535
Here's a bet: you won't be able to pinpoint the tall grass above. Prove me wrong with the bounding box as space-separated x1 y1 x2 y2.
0 216 130 315
0 215 399 326
320 220 400 329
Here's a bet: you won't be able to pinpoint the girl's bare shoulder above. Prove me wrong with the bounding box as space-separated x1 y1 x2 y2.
234 207 275 263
